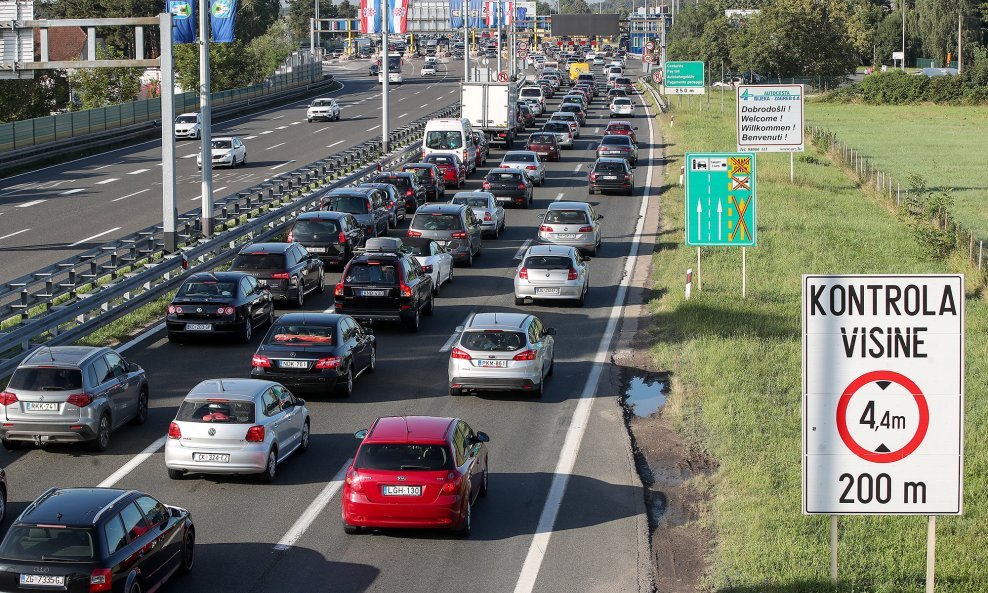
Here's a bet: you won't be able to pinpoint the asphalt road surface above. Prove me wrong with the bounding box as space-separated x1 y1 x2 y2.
0 62 657 593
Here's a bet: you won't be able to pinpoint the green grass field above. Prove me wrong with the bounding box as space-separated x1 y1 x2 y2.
647 93 988 592
806 102 988 239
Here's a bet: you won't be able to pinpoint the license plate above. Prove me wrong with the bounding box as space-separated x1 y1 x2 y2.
279 360 309 369
26 402 59 411
477 359 508 368
185 323 213 331
603 176 617 180
382 485 422 496
193 453 230 463
496 196 512 202
360 289 387 297
556 234 577 239
536 287 561 295
307 247 327 253
20 575 65 587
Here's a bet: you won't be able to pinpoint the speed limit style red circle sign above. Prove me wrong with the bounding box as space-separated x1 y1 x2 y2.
835 370 930 463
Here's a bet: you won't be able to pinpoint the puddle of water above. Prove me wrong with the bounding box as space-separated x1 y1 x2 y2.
623 375 668 418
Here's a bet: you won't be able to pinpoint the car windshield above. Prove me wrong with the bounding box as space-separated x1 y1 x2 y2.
601 136 631 146
487 172 523 182
178 281 236 298
345 262 399 285
176 115 197 123
176 399 256 423
326 195 368 214
461 330 526 351
503 153 535 163
266 324 334 344
524 255 572 270
8 367 83 391
411 213 462 231
355 443 453 471
545 209 590 224
451 196 490 208
232 253 285 270
595 161 627 173
425 130 463 150
372 175 411 189
212 140 232 149
292 219 340 235
0 526 96 561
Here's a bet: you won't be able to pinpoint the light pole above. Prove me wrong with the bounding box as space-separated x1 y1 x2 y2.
381 0 390 154
463 0 470 81
198 0 213 238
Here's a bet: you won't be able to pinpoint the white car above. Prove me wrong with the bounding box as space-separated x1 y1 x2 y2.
610 97 635 117
538 201 603 255
400 237 454 296
514 244 590 306
592 56 605 66
421 64 437 76
549 112 581 138
174 112 201 140
500 151 545 185
450 191 506 239
306 98 340 122
196 136 246 169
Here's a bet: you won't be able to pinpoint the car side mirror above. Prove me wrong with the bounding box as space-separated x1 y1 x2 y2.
354 429 368 440
597 214 604 220
422 264 434 273
475 431 490 443
127 362 140 373
296 398 306 406
634 127 639 130
545 327 557 336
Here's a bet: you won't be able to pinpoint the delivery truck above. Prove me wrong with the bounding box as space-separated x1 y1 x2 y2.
461 81 519 148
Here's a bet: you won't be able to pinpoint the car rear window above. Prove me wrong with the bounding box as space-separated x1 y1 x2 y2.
232 253 285 270
487 172 523 182
595 161 627 173
425 155 456 166
177 281 236 298
613 99 632 105
325 195 368 214
266 323 334 344
451 197 490 208
176 399 256 423
293 220 340 236
8 367 83 391
411 213 463 231
504 153 535 163
524 255 572 270
345 262 400 285
520 88 541 97
601 136 630 146
460 331 526 351
401 167 432 182
607 124 632 132
355 443 453 471
560 104 581 113
0 526 96 561
542 123 568 133
545 210 590 224
616 77 632 84
529 134 555 144
425 130 463 150
372 175 411 189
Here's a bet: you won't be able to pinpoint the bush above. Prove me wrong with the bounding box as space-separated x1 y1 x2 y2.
822 69 988 105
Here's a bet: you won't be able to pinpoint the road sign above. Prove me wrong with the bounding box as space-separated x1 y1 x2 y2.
642 54 655 64
518 50 528 59
497 71 508 82
803 274 964 515
652 71 662 83
684 153 756 247
664 61 705 95
518 41 529 51
645 40 655 51
736 84 804 153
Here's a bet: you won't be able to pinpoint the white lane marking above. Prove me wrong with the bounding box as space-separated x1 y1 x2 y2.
398 113 409 119
270 160 296 170
260 130 274 135
266 142 286 150
128 168 150 175
181 154 197 159
398 97 407 101
243 135 258 140
16 199 46 208
60 188 85 195
290 121 301 126
439 315 474 352
327 140 344 149
118 322 165 352
512 87 657 593
213 186 228 194
313 126 330 134
513 238 533 260
594 128 600 134
93 163 115 170
0 228 30 241
573 164 583 172
273 459 352 551
98 436 168 488
414 91 421 95
95 178 119 185
420 104 429 108
275 126 288 130
553 192 565 202
112 189 150 202
272 115 284 120
368 125 380 131
69 226 121 247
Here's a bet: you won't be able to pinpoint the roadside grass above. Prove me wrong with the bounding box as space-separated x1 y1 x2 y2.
647 93 988 592
806 102 988 239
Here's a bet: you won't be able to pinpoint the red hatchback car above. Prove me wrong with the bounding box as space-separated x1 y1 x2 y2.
604 120 638 145
342 416 490 536
424 153 467 188
471 130 490 167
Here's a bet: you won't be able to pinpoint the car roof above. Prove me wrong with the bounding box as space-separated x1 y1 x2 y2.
607 120 634 126
187 378 275 400
503 151 537 158
549 201 592 210
212 136 236 141
365 416 456 444
19 487 135 527
402 163 437 169
601 134 632 142
451 191 494 200
22 346 105 367
271 312 342 326
297 210 348 221
326 187 373 197
525 244 577 257
415 203 466 214
186 271 252 282
465 311 531 330
177 112 198 117
487 167 526 175
239 242 292 254
377 171 415 178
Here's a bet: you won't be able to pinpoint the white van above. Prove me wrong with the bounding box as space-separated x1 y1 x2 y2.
422 118 477 174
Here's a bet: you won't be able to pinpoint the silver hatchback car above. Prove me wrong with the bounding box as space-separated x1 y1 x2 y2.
448 312 556 397
165 378 310 483
514 245 590 306
0 346 149 452
450 191 506 239
537 201 603 254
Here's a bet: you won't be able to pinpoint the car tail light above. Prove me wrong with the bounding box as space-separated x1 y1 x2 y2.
346 467 365 492
167 422 182 439
526 165 537 170
405 188 414 196
90 568 112 593
271 272 290 280
500 164 510 169
338 231 347 244
484 212 492 221
590 173 597 181
366 225 374 234
315 356 341 369
167 305 177 314
287 231 294 242
626 174 633 181
334 281 344 296
67 393 93 407
0 392 17 406
513 349 537 361
217 306 235 315
518 183 527 190
251 354 272 368
578 225 593 232
407 229 422 237
441 472 463 494
482 182 491 190
568 268 579 280
451 231 468 239
245 425 265 442
519 267 528 279
450 347 471 360
540 225 554 232
400 283 412 297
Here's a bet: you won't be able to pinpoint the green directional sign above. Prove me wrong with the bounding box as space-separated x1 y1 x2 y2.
685 152 757 246
664 61 706 95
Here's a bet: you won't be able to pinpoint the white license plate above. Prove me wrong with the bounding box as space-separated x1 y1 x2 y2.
495 196 512 201
556 234 577 239
193 453 230 463
536 287 561 295
477 359 508 368
383 485 422 496
279 360 308 369
26 402 59 411
361 289 387 297
603 176 618 180
185 323 213 331
20 575 65 587
307 247 327 253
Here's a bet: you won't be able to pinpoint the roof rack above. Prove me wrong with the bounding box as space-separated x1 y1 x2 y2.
354 237 410 256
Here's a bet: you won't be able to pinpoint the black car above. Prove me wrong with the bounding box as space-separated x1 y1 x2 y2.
250 313 375 397
334 241 434 332
399 163 445 202
287 211 365 267
369 172 427 213
229 243 325 308
319 187 390 240
0 487 194 593
358 182 406 227
589 157 635 196
483 169 533 208
166 271 274 343
596 134 638 167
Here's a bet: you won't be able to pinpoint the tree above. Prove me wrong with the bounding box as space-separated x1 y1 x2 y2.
0 71 69 123
69 46 143 109
536 1 553 15
559 0 591 14
174 41 262 93
236 0 282 41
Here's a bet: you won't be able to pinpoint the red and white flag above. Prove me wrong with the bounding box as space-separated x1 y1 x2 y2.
359 0 379 33
390 0 409 33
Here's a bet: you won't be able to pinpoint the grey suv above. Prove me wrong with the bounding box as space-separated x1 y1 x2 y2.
1 346 149 451
407 203 483 267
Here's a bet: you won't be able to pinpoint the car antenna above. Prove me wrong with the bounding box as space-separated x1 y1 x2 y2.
217 379 224 392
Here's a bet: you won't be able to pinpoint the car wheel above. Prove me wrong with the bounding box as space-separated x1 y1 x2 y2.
167 468 184 480
2 439 23 451
179 528 195 575
129 580 142 593
315 272 325 294
491 223 499 240
547 356 555 376
132 388 149 425
533 381 543 399
295 281 305 308
465 249 474 267
446 264 453 284
367 347 377 373
449 386 461 396
265 307 276 327
343 518 362 535
299 420 310 453
307 117 312 123
454 500 472 537
433 276 441 296
240 319 252 344
514 296 525 306
405 308 421 332
0 486 6 524
89 413 111 452
424 294 434 316
479 464 489 497
257 448 278 483
338 366 354 397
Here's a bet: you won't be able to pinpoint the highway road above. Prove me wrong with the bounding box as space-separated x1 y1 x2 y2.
0 60 463 284
0 63 658 592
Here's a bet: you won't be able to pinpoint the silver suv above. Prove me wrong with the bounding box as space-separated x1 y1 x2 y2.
0 346 149 451
408 203 483 267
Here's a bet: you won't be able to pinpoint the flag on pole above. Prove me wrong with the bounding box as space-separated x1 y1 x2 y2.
450 4 463 29
390 0 410 33
169 0 196 43
209 0 237 42
468 0 485 28
484 1 513 26
359 0 380 34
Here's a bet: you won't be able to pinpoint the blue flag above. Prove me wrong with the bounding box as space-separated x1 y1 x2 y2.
450 4 463 29
210 0 237 43
468 0 484 28
169 0 196 44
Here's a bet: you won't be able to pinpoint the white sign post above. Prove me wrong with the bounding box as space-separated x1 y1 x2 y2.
737 84 804 182
803 274 964 589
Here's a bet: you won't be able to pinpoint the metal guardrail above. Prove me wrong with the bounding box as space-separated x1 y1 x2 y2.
0 102 460 380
